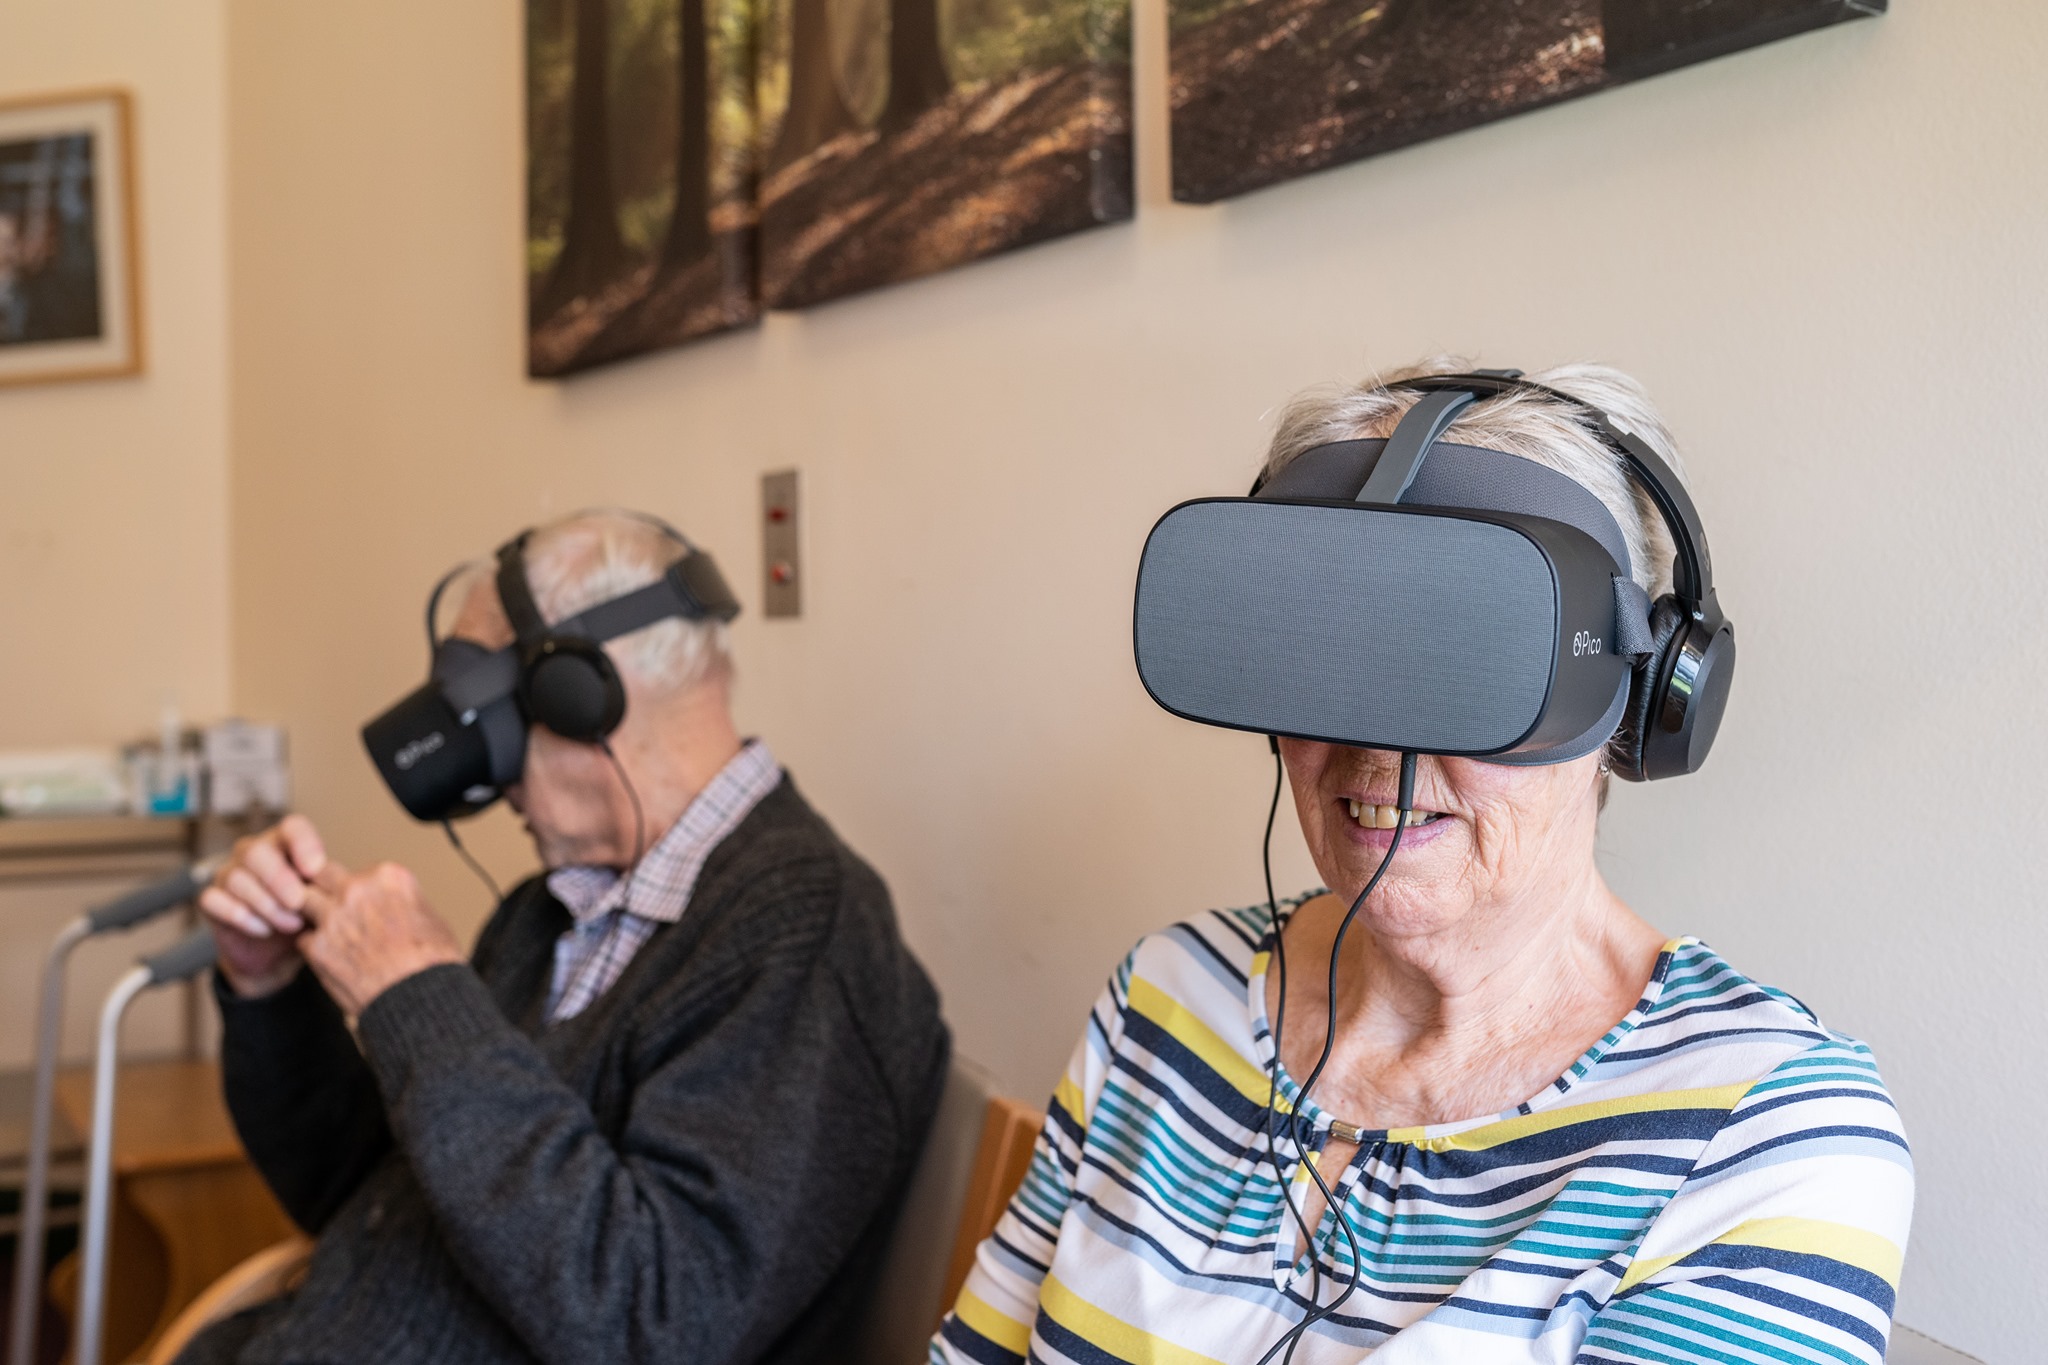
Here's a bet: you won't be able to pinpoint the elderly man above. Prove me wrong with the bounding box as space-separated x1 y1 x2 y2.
189 510 950 1365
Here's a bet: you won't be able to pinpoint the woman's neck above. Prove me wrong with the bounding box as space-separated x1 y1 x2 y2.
1277 859 1665 1128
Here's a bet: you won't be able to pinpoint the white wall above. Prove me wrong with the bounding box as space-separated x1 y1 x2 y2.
220 1 2041 1358
0 0 233 1064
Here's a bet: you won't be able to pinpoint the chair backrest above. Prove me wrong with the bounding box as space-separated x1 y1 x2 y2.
936 1096 1043 1320
848 1057 1044 1365
144 1236 312 1365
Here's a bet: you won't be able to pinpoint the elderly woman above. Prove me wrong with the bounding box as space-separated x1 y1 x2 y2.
934 364 1911 1365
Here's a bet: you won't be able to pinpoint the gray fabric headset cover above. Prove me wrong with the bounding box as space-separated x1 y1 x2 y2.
1256 438 1658 765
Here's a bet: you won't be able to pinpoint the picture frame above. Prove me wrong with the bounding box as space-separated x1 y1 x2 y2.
0 87 142 388
1168 0 1885 204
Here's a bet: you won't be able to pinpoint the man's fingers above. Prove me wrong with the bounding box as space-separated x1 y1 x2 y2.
308 861 350 897
199 886 274 940
300 877 344 927
241 837 308 913
278 815 328 880
224 867 306 934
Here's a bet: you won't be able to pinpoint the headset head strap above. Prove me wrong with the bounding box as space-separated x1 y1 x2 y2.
1393 371 1721 629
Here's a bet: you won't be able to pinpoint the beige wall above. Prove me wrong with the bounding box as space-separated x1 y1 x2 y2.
215 1 2037 1359
0 1 232 1064
0 1 232 749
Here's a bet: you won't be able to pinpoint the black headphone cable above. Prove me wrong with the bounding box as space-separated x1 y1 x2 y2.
1260 738 1327 1315
1256 749 1418 1365
598 739 648 916
440 820 505 904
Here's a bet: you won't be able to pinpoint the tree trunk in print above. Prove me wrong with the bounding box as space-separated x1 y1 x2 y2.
538 0 630 317
766 0 861 172
878 0 951 133
662 0 714 264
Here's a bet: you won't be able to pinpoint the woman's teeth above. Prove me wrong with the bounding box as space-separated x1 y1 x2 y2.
1347 800 1439 830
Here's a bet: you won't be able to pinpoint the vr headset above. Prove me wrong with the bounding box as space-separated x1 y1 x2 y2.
1132 371 1734 780
362 520 741 822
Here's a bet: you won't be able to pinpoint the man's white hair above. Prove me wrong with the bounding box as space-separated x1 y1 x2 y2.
1262 358 1689 597
521 509 733 694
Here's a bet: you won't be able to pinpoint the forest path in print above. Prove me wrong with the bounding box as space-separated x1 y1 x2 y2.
1170 0 1603 202
760 57 1132 309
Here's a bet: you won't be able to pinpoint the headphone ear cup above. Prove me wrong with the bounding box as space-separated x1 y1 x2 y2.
1611 596 1687 783
521 639 627 743
1640 616 1736 781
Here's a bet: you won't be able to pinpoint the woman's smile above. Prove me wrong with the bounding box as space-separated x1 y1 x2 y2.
1334 796 1454 849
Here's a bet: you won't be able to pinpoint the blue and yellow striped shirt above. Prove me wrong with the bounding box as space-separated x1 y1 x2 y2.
934 900 1912 1364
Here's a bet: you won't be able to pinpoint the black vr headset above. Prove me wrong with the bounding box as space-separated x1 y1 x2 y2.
362 519 741 822
1132 370 1734 780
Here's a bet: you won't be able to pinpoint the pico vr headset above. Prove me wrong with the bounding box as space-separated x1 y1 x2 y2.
1133 370 1735 779
362 519 741 822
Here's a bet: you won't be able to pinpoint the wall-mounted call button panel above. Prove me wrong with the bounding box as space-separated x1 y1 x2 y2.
761 468 801 619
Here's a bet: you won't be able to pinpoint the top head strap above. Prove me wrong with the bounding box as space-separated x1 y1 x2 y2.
1394 372 1721 628
493 524 740 649
1257 437 1639 580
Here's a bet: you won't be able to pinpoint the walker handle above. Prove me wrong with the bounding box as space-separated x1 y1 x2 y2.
86 861 216 934
142 929 218 985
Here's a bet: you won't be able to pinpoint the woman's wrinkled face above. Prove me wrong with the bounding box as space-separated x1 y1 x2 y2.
1278 740 1605 940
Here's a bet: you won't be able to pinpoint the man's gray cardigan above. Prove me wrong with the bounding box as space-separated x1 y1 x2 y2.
186 775 950 1365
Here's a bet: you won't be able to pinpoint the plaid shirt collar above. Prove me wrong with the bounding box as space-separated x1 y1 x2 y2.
545 739 781 927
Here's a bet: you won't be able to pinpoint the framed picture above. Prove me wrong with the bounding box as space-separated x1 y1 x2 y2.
526 0 761 378
755 0 1134 309
1169 0 1884 204
0 88 142 387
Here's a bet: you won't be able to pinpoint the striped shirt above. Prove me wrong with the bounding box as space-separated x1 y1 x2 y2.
934 897 1912 1365
544 739 781 1022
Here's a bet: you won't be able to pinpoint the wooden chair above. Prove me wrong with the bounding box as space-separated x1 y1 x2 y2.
935 1096 1042 1321
143 1238 310 1365
142 1060 1045 1365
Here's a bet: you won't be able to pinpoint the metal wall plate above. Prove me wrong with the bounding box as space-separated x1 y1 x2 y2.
761 469 801 619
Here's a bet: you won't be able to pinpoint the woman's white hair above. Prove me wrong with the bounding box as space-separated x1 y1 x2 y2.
1262 358 1689 597
521 509 733 694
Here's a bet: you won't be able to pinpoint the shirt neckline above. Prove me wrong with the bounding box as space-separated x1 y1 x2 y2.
545 738 780 927
1245 892 1685 1145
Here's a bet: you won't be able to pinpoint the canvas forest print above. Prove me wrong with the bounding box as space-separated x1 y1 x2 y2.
1169 0 1884 204
0 90 140 387
756 0 1133 308
527 0 759 377
528 0 1133 375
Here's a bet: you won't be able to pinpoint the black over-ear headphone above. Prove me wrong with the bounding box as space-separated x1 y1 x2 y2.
1395 371 1735 781
493 517 742 746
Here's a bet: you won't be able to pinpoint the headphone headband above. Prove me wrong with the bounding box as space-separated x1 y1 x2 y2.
495 533 550 648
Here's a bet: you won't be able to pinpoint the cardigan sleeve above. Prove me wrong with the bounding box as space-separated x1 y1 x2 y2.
215 966 394 1232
